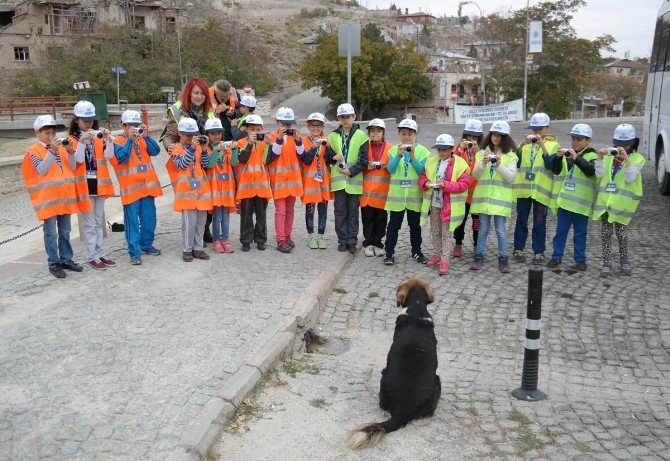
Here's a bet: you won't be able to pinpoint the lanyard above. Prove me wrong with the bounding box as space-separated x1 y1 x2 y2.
529 144 538 171
402 144 413 177
610 158 623 182
437 158 450 181
567 148 587 179
342 133 349 161
466 148 473 164
124 135 143 161
84 141 96 170
311 137 323 174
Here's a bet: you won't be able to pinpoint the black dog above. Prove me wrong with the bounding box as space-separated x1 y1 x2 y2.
347 278 441 449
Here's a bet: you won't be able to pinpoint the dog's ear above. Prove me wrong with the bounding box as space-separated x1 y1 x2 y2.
396 278 434 306
396 279 411 307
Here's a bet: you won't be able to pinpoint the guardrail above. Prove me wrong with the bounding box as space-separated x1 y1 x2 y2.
0 96 79 121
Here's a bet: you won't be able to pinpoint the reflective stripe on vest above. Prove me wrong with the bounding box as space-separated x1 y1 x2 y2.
550 152 597 217
328 129 368 194
165 143 213 211
592 152 645 225
235 139 273 200
111 136 164 205
470 151 517 218
385 144 430 212
514 140 557 206
419 155 469 230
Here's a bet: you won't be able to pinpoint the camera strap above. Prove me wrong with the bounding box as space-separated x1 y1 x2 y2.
610 159 623 182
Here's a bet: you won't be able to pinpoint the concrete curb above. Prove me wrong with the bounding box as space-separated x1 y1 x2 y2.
170 250 354 460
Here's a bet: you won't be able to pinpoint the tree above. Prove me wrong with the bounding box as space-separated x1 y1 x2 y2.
477 0 614 118
587 72 646 112
300 33 432 118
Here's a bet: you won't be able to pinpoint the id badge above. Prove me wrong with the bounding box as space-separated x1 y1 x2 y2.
217 173 230 181
400 179 412 188
137 164 148 173
605 183 616 192
525 172 536 181
314 173 323 183
189 180 201 190
86 170 97 179
564 181 576 191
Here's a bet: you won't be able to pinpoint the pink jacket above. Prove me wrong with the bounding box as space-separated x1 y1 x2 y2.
419 157 470 224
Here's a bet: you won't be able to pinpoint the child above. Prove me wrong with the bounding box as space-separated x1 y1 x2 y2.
67 101 116 271
300 112 333 249
470 121 518 273
231 95 257 141
418 134 470 275
513 112 558 265
21 115 83 278
547 123 598 270
453 118 483 257
111 110 163 266
327 103 369 254
203 118 238 253
269 107 304 253
593 124 645 277
361 118 392 257
165 117 213 262
233 114 273 252
383 118 430 266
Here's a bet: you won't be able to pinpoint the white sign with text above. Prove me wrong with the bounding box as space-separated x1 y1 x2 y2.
454 99 524 124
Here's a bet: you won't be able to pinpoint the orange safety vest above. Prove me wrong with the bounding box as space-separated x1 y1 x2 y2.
166 143 213 212
205 145 237 211
300 137 332 204
21 143 79 220
234 138 272 201
209 86 237 111
110 136 163 206
361 142 391 209
268 131 303 200
67 135 115 199
456 146 478 204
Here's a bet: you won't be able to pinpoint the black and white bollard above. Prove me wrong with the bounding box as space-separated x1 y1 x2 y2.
512 267 546 402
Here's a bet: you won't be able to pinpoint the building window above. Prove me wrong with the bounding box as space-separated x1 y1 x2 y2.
131 15 145 29
165 16 176 32
44 14 49 25
14 47 29 61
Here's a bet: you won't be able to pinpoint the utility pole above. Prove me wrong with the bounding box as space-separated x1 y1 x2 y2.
523 0 530 121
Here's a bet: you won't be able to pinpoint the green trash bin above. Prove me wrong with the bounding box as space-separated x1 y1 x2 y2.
79 93 109 121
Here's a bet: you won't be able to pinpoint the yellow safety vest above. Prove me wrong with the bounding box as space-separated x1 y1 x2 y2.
514 137 557 206
592 152 645 225
419 154 470 230
470 151 518 217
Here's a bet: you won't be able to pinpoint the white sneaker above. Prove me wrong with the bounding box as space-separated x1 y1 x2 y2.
374 246 385 257
364 245 374 257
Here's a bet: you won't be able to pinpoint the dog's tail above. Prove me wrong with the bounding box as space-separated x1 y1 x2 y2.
347 415 406 449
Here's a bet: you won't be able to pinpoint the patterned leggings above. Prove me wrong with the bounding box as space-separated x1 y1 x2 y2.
430 206 452 261
601 215 629 266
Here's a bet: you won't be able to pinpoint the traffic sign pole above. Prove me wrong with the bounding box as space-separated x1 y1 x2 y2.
347 28 352 105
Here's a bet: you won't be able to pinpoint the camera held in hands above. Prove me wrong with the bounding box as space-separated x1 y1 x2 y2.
432 181 441 189
284 128 294 136
94 130 104 139
338 161 346 169
488 155 498 164
136 127 144 136
256 133 265 142
404 145 412 153
608 147 619 155
222 141 233 149
372 161 382 170
198 135 208 145
560 148 570 155
319 139 328 146
529 135 538 143
466 141 474 148
59 138 70 146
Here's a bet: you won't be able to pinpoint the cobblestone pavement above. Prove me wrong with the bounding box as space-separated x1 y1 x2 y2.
216 164 670 460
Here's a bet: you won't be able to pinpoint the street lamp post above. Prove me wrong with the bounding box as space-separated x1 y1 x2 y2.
458 1 486 106
175 1 193 88
523 0 530 121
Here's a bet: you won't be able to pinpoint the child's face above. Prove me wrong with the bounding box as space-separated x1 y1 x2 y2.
464 134 479 142
398 128 417 144
533 127 548 136
240 106 250 115
246 124 263 134
77 119 94 132
122 123 138 137
179 133 194 144
368 127 384 143
491 133 502 146
277 121 292 130
571 136 590 151
307 122 324 138
438 148 453 159
207 131 223 142
337 114 355 129
36 127 56 144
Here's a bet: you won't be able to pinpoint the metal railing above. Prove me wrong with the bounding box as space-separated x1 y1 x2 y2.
0 96 79 121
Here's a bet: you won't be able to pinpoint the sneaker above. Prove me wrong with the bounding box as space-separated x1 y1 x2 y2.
571 261 587 271
288 238 296 249
192 249 210 260
374 246 385 257
364 245 374 257
600 263 612 277
241 243 251 252
547 258 562 268
318 234 327 249
621 263 632 276
212 240 225 253
426 254 440 267
470 255 484 271
142 247 161 256
203 227 214 244
308 234 319 250
439 260 449 275
413 253 428 264
532 253 545 266
88 260 106 271
99 257 116 267
49 264 66 278
513 250 526 263
257 242 266 251
384 255 395 266
338 243 347 252
183 251 194 262
347 244 356 254
498 256 510 273
60 260 83 272
277 241 292 253
130 255 142 265
221 241 235 253
452 244 463 258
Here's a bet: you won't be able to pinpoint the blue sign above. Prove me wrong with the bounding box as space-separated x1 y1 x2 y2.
111 66 128 75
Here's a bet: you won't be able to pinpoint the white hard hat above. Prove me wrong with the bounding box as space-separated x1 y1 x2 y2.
240 95 256 108
245 114 264 126
613 123 636 147
398 118 418 132
177 117 200 135
527 112 551 129
568 123 592 138
307 112 327 123
489 120 510 135
336 103 355 116
367 118 386 130
204 118 224 132
463 119 483 135
121 110 142 125
34 115 58 131
275 107 296 124
73 100 99 121
432 134 455 149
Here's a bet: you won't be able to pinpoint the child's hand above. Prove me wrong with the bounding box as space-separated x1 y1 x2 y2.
334 154 345 163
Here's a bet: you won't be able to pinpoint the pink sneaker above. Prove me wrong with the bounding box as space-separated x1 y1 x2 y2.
452 244 463 258
600 263 612 277
221 240 235 253
212 240 224 253
426 254 440 267
439 260 449 275
620 263 632 276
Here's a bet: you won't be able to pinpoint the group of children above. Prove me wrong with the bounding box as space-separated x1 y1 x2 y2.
22 95 644 279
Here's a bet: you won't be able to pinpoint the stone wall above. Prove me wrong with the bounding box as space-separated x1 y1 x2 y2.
0 156 24 196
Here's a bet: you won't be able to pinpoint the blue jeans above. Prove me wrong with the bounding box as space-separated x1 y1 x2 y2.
552 208 589 262
385 209 422 257
43 214 73 265
123 196 157 257
212 206 231 241
305 201 328 234
476 214 508 257
514 197 547 254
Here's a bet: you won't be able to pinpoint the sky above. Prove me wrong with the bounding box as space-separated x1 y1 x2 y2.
362 0 660 59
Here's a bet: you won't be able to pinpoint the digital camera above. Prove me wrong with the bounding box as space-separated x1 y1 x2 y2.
608 147 619 155
560 148 570 155
488 155 498 164
198 136 208 145
338 161 346 169
223 141 233 149
93 131 104 139
59 138 70 146
318 139 328 146
136 127 144 136
372 161 382 170
256 133 265 142
529 135 538 143
466 141 474 148
404 145 412 152
284 129 294 136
